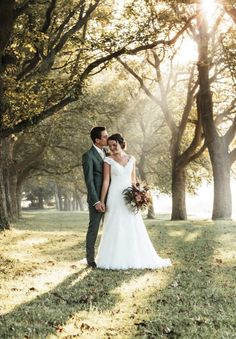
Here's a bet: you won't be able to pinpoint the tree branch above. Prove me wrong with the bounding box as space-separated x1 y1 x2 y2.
179 110 204 167
17 0 94 79
41 0 57 33
219 0 236 23
36 162 81 175
152 50 178 135
0 95 76 138
229 147 236 165
117 57 161 104
127 14 197 53
45 0 100 65
178 66 198 140
49 0 86 50
214 98 236 126
117 55 178 134
188 142 207 163
17 151 45 185
224 114 236 146
0 0 15 56
13 0 37 20
2 12 197 137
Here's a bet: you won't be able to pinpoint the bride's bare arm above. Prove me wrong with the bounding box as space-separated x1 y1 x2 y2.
131 158 137 185
100 162 111 204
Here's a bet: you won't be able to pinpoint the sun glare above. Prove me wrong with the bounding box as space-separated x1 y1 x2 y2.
177 38 198 64
200 0 218 25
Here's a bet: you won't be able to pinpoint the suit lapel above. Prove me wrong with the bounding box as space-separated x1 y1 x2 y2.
91 146 103 163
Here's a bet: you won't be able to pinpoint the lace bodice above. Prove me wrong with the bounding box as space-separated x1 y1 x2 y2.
104 156 134 187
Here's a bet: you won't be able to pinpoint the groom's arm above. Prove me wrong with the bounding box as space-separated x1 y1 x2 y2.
82 153 100 205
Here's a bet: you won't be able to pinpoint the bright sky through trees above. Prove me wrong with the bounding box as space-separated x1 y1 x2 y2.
201 0 218 25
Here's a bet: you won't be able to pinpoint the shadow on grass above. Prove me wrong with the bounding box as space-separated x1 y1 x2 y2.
0 266 144 338
132 222 236 338
38 240 88 262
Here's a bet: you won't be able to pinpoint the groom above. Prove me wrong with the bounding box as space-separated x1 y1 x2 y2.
82 126 108 268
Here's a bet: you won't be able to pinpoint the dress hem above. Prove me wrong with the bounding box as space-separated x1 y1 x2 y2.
96 262 172 270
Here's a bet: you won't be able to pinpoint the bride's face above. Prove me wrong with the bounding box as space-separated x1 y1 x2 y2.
108 140 121 154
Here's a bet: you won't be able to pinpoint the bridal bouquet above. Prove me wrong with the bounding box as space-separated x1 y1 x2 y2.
122 182 152 213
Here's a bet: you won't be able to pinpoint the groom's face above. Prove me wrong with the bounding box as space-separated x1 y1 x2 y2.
96 130 108 147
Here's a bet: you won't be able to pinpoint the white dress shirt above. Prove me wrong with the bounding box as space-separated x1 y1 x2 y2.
93 144 105 159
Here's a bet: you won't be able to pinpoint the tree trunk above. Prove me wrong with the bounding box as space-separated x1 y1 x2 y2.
4 165 13 219
147 202 156 219
54 184 63 210
0 1 15 230
136 154 155 218
0 167 9 230
196 8 233 219
70 197 73 211
16 184 22 217
8 136 19 217
77 191 85 211
0 140 10 230
3 136 17 219
209 140 232 219
63 193 70 211
72 193 75 211
37 189 44 209
171 164 187 220
75 197 79 211
10 173 18 217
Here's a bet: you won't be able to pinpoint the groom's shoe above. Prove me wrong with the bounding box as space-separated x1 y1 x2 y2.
87 261 97 269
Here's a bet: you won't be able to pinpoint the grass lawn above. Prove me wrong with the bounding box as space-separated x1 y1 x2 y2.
0 210 235 339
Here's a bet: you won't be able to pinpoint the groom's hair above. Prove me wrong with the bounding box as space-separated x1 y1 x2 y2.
90 126 106 143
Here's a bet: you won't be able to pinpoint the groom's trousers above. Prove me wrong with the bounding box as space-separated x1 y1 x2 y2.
86 204 103 264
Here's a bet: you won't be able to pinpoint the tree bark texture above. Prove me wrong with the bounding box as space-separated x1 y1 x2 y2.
197 9 233 219
0 139 10 229
54 184 63 211
209 139 232 219
37 189 44 209
0 1 15 230
171 162 187 220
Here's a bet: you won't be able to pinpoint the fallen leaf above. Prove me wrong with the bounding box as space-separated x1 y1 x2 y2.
170 281 178 288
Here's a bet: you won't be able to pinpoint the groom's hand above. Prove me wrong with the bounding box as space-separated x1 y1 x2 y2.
95 202 104 212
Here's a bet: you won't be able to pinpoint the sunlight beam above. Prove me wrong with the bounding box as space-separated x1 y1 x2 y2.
200 0 218 25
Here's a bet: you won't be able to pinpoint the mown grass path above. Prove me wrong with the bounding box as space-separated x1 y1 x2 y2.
0 210 235 338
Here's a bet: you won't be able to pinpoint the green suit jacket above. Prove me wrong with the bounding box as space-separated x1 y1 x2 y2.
82 146 104 206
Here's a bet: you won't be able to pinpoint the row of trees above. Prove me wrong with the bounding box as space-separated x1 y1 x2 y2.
23 178 85 211
0 0 236 230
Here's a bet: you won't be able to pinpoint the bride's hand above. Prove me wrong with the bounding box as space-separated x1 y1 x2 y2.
100 202 106 212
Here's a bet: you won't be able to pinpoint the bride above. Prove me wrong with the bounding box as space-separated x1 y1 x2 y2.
96 133 171 270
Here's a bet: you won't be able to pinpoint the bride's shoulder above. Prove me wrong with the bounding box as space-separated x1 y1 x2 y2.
128 154 136 162
104 156 113 165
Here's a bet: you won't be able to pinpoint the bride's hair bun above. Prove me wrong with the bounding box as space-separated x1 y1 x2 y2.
108 133 126 149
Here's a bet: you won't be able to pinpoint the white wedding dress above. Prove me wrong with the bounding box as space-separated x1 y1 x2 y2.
96 156 172 270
